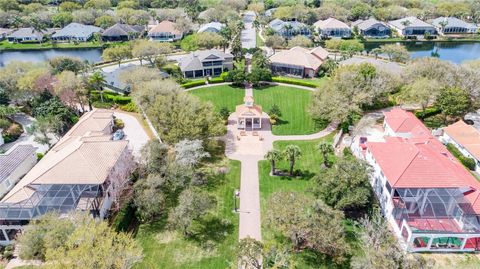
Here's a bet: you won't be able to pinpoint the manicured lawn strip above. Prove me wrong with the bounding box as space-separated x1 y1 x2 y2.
253 85 327 135
134 159 241 269
259 135 346 268
256 32 265 47
189 85 245 112
0 40 105 50
272 76 328 88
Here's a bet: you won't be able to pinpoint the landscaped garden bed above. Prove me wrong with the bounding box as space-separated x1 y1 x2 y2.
0 119 23 144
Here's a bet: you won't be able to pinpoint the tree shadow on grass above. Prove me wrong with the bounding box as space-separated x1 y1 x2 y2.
273 170 316 181
253 84 277 91
274 118 289 126
313 118 330 130
188 215 234 246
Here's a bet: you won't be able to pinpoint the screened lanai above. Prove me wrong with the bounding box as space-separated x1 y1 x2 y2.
391 188 480 251
0 183 106 222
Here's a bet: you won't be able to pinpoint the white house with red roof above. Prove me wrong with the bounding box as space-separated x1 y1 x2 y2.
357 108 480 252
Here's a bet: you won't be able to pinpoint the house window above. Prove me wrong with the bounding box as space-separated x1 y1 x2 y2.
185 71 194 78
194 70 204 77
213 68 222 76
386 181 392 194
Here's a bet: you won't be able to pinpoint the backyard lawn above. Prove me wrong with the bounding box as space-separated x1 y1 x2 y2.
134 160 240 269
259 135 363 268
253 85 327 135
189 84 245 113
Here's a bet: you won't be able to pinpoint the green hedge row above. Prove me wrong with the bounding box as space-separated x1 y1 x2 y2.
447 143 476 171
207 77 224 84
415 107 442 119
181 80 206 89
272 77 317 88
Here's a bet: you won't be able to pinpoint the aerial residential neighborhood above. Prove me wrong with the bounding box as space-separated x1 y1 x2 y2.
1 0 480 269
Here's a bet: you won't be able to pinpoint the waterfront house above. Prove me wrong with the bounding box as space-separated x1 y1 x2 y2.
148 20 183 42
101 23 144 42
198 22 225 33
269 46 328 78
51 23 102 42
388 17 437 38
442 120 480 173
0 109 133 244
351 18 391 38
102 64 168 93
7 28 52 43
0 145 37 199
268 19 311 39
355 108 480 252
177 49 233 78
314 18 351 38
432 17 478 35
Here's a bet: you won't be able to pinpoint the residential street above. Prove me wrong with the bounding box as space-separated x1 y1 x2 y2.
241 11 256 49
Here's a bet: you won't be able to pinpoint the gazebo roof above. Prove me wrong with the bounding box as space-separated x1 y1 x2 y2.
235 104 262 117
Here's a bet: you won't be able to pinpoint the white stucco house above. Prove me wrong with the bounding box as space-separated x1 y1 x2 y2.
442 120 480 173
354 108 480 253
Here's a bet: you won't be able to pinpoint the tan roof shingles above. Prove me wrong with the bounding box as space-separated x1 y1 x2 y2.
148 20 181 35
269 46 326 70
1 109 128 204
444 120 480 160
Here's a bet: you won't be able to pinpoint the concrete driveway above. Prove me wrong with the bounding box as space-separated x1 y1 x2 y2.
113 111 150 159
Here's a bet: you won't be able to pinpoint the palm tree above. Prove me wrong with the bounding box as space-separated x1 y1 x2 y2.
264 149 281 175
88 71 106 106
317 142 334 168
283 145 301 176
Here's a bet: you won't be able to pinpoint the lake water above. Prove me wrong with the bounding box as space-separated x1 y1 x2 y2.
365 41 480 64
0 48 103 67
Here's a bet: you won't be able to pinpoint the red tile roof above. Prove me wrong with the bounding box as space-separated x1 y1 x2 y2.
384 107 431 138
367 108 480 214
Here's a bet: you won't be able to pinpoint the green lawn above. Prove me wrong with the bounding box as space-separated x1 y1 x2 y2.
272 76 329 88
253 85 327 135
0 40 104 50
134 151 241 269
259 135 356 268
256 32 265 47
189 84 245 113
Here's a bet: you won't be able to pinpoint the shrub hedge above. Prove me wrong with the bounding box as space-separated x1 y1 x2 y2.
181 80 206 89
447 143 476 171
415 107 442 119
208 77 224 84
272 77 317 88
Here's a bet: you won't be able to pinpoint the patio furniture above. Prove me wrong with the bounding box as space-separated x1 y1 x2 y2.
259 135 263 141
253 131 259 136
240 131 247 136
237 135 241 141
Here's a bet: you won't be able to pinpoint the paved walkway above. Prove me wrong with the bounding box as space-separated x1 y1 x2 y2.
226 86 336 242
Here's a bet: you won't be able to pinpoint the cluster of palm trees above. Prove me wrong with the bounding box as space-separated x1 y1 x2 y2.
265 144 301 176
264 142 334 177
